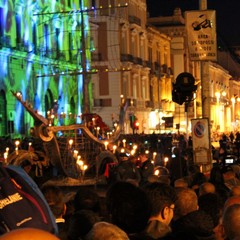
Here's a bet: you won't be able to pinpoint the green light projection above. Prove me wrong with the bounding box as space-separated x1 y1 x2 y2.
0 0 93 136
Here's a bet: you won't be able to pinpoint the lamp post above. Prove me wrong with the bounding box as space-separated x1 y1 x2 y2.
231 97 236 124
199 0 211 120
215 92 220 131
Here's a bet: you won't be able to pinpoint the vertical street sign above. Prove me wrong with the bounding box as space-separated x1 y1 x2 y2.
185 10 217 61
191 118 212 165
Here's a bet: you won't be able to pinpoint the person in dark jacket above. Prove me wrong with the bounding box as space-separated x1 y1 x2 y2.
114 154 141 185
172 210 215 240
106 181 151 239
167 147 188 185
138 148 154 187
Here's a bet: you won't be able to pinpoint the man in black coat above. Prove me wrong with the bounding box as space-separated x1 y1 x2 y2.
138 149 154 187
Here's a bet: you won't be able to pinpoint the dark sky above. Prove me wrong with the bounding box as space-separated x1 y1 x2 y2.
146 0 240 46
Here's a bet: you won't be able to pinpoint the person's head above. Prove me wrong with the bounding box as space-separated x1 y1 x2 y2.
188 164 200 176
41 184 65 219
174 187 198 221
151 166 171 185
86 221 129 240
212 196 240 240
191 172 207 189
118 153 129 162
144 182 177 225
74 186 100 213
67 209 100 240
138 148 148 163
174 178 188 188
172 147 180 157
222 204 240 240
222 166 236 181
106 181 151 234
128 155 137 164
224 196 240 210
20 159 32 174
209 166 224 185
199 182 216 196
0 228 60 240
198 192 224 228
230 186 240 197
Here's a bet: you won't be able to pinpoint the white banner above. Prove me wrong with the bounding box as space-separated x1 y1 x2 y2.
191 118 212 164
185 10 217 61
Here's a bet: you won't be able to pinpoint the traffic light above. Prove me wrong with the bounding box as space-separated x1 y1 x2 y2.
172 72 197 105
129 114 139 133
129 114 136 128
172 88 186 105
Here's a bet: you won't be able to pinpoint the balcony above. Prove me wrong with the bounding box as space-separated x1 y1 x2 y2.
120 54 144 66
143 60 151 68
133 57 143 65
145 100 154 108
120 54 134 62
128 15 141 26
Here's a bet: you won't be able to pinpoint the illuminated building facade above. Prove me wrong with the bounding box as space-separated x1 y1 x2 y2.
148 8 240 135
90 0 173 134
3 0 239 138
0 0 93 138
0 0 173 137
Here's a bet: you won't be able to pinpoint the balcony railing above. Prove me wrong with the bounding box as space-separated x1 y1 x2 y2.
120 54 144 66
120 54 134 62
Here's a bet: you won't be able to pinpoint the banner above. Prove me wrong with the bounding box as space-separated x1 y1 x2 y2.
185 10 217 61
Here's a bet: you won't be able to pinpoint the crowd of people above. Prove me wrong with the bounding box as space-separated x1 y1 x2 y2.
2 131 240 239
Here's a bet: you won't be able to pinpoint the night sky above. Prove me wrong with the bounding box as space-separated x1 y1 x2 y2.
146 0 240 46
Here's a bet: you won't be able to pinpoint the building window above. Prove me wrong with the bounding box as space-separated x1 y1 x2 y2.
91 0 96 8
16 14 21 46
99 66 109 96
32 23 37 53
0 8 3 39
140 41 145 60
69 32 73 61
55 28 60 58
98 22 108 60
148 47 152 66
44 24 49 55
